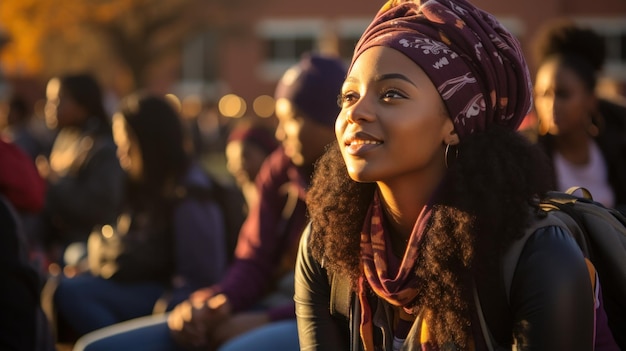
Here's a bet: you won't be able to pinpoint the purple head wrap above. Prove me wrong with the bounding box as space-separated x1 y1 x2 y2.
275 53 347 128
351 0 533 139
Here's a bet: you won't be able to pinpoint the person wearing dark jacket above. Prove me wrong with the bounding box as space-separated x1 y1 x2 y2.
37 73 124 266
295 0 618 350
0 139 55 351
52 94 230 339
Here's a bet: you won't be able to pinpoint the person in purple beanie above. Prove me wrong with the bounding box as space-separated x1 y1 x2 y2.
72 53 347 351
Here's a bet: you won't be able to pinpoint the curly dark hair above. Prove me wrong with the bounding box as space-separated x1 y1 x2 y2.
307 125 552 347
532 19 605 92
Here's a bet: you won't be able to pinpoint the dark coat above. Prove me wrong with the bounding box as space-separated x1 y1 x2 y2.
295 224 600 350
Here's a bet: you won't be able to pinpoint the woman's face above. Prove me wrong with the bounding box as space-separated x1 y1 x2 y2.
112 113 143 180
274 99 334 167
225 139 268 188
534 58 596 136
336 46 455 184
54 87 88 128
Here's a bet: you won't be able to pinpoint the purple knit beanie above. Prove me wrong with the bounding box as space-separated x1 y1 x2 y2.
274 53 347 128
351 0 533 139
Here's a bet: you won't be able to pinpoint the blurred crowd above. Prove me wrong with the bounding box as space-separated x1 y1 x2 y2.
0 15 625 351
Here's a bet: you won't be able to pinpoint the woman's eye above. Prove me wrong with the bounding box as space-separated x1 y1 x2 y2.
338 92 358 107
382 89 405 101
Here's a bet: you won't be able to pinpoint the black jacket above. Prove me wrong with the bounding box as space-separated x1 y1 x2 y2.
295 224 598 351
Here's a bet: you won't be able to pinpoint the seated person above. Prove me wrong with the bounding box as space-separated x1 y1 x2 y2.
225 120 279 210
72 53 347 351
52 94 231 340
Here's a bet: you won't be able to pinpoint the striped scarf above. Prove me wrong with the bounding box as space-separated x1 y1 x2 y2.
358 191 435 350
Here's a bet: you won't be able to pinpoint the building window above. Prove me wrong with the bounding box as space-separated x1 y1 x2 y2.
257 19 325 80
256 18 371 81
266 37 316 61
335 18 371 61
338 36 360 60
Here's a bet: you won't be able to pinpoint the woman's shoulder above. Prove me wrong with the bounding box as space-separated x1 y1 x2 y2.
521 225 584 260
510 224 589 296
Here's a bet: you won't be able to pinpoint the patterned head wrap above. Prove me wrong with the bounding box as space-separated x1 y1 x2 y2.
350 0 533 139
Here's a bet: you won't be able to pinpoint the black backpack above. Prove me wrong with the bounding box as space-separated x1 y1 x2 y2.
330 187 626 350
476 187 626 350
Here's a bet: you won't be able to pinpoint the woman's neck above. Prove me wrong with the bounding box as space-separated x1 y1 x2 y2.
554 131 592 165
377 180 435 242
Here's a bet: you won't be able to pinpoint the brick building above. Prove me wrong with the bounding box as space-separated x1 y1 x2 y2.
178 0 626 111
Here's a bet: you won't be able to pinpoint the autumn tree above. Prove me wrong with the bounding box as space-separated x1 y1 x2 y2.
0 0 254 94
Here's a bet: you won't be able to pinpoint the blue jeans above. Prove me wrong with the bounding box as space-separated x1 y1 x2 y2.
219 319 299 351
74 315 299 351
54 274 166 335
73 314 183 351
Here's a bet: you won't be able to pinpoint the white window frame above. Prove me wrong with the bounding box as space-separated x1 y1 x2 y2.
257 19 326 80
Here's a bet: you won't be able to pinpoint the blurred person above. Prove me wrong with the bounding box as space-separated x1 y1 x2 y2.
531 19 626 214
225 120 279 209
0 93 55 160
0 138 55 351
36 73 125 268
0 139 46 214
71 53 346 351
1 93 56 273
52 94 231 341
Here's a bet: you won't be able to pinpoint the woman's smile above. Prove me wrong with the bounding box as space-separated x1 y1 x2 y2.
343 131 383 156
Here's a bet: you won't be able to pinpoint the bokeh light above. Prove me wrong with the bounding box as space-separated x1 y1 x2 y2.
181 94 202 120
218 94 246 118
252 95 275 118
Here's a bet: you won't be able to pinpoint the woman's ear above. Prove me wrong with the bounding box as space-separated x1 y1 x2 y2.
443 121 459 146
444 132 459 146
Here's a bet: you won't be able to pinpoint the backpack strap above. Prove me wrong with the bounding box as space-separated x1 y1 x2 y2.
330 271 352 319
475 210 571 350
329 270 362 351
501 211 568 302
564 186 593 200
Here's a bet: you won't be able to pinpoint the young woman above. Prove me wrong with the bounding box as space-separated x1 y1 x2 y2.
531 20 626 214
38 73 124 267
53 94 230 338
295 0 618 350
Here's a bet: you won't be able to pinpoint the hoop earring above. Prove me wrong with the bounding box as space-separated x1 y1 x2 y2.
586 110 604 137
445 144 458 169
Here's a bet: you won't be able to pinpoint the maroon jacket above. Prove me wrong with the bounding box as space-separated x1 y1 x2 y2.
211 148 308 320
0 139 46 212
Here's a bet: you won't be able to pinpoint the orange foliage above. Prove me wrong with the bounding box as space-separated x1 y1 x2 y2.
0 0 136 76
